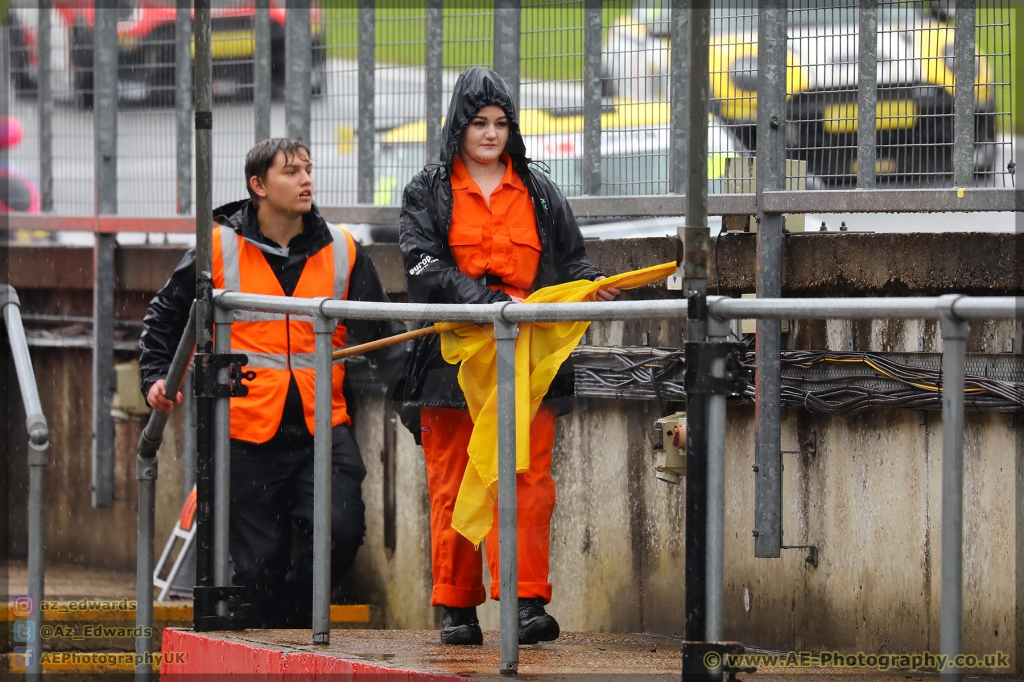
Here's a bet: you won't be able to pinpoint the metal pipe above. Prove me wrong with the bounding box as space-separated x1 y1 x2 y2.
2 286 48 682
213 305 234 596
753 0 790 559
38 0 52 212
286 0 312 143
182 369 197 499
312 312 337 644
582 6 602 196
135 303 195 681
494 309 520 675
254 1 272 144
952 0 977 188
857 0 877 189
193 0 216 621
92 4 118 509
704 314 730 642
424 0 443 166
176 5 193 214
357 5 375 204
939 295 970 682
216 292 1021 324
669 5 689 196
493 0 521 111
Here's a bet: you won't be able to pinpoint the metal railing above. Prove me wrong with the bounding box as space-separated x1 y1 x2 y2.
164 289 1014 679
2 285 51 682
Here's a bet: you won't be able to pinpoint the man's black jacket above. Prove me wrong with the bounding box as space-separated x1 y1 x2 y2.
139 200 408 448
393 66 603 433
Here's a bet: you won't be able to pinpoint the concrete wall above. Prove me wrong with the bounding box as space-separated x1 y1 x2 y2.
2 235 1021 671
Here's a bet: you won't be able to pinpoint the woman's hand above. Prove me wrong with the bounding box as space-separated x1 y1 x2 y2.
594 276 621 302
146 378 182 413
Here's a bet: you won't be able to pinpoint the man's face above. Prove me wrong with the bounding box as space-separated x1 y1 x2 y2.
250 149 314 214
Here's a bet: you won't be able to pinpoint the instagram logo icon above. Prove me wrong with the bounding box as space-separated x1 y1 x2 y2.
12 595 35 617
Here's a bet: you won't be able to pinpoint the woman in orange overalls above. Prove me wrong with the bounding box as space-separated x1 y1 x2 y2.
395 67 619 645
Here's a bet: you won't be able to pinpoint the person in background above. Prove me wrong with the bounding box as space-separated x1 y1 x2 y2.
140 138 407 627
395 67 620 645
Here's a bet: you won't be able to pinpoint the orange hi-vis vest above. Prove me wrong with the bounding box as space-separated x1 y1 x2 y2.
212 224 357 444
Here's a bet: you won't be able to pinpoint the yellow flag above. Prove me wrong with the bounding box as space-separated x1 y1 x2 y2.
437 261 678 546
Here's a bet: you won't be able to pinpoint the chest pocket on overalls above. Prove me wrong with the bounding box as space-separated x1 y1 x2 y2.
448 222 487 280
506 223 542 291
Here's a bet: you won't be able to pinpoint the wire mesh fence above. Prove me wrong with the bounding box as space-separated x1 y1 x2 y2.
3 1 1015 227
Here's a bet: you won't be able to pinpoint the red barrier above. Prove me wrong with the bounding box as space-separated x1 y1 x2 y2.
7 213 196 234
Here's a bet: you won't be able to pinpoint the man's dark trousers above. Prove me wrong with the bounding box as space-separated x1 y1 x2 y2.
228 424 366 628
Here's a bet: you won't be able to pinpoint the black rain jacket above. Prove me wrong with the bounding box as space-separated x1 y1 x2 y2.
139 199 408 447
392 67 603 438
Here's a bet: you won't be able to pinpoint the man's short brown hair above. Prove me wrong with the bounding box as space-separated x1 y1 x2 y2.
244 138 312 202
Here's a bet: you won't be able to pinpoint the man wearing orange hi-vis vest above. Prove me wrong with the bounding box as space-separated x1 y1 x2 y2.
139 138 408 628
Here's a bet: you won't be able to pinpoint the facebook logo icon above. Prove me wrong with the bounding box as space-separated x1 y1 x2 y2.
13 646 36 670
13 620 35 642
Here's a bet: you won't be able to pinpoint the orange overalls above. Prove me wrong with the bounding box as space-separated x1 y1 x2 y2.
422 154 557 607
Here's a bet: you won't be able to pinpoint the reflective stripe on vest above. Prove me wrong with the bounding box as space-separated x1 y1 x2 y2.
242 351 345 370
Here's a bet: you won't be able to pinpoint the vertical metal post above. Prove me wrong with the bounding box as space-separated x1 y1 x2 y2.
494 309 520 675
582 6 602 196
38 0 53 211
425 0 443 166
357 4 375 204
193 0 216 622
669 5 690 195
681 2 711 647
213 305 234 593
312 312 337 644
939 296 970 682
92 5 118 509
176 6 193 215
254 1 272 144
753 0 787 559
3 287 49 682
135 303 195 682
857 0 877 189
952 0 976 187
135 456 157 681
182 369 197 500
493 0 521 111
705 313 730 642
286 0 312 143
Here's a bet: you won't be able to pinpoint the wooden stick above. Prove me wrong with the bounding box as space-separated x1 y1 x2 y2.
331 326 438 361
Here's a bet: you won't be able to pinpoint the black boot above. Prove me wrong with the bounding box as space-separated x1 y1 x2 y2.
441 606 483 645
518 598 560 644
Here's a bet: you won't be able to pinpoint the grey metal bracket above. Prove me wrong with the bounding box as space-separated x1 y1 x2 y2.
192 586 250 631
193 353 254 399
781 544 818 569
684 342 751 396
136 455 158 482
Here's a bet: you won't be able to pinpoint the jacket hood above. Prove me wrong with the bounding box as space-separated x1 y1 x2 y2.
440 67 527 168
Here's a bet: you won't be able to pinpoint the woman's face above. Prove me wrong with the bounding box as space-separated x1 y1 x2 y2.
459 105 509 166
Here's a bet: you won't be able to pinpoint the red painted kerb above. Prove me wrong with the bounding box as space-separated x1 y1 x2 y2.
162 628 462 680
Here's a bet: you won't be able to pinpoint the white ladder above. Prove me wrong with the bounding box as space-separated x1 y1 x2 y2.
153 486 197 602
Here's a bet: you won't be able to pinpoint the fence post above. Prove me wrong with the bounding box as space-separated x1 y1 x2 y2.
176 6 193 214
494 306 520 675
425 0 443 166
669 5 689 196
38 0 53 211
312 310 338 644
952 0 977 187
857 0 877 189
752 0 787 559
938 295 970 682
192 0 217 626
286 0 312 143
254 0 272 144
357 4 375 204
213 305 234 597
91 4 118 509
494 0 520 111
704 313 730 642
582 6 602 196
2 286 49 682
182 369 197 500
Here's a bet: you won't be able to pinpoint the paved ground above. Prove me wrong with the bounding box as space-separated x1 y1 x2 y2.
6 559 137 601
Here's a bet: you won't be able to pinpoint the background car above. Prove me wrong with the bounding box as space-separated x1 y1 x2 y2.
603 1 999 186
9 0 325 108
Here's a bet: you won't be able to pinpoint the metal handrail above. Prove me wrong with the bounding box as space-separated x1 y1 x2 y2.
2 285 50 682
205 289 1018 676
